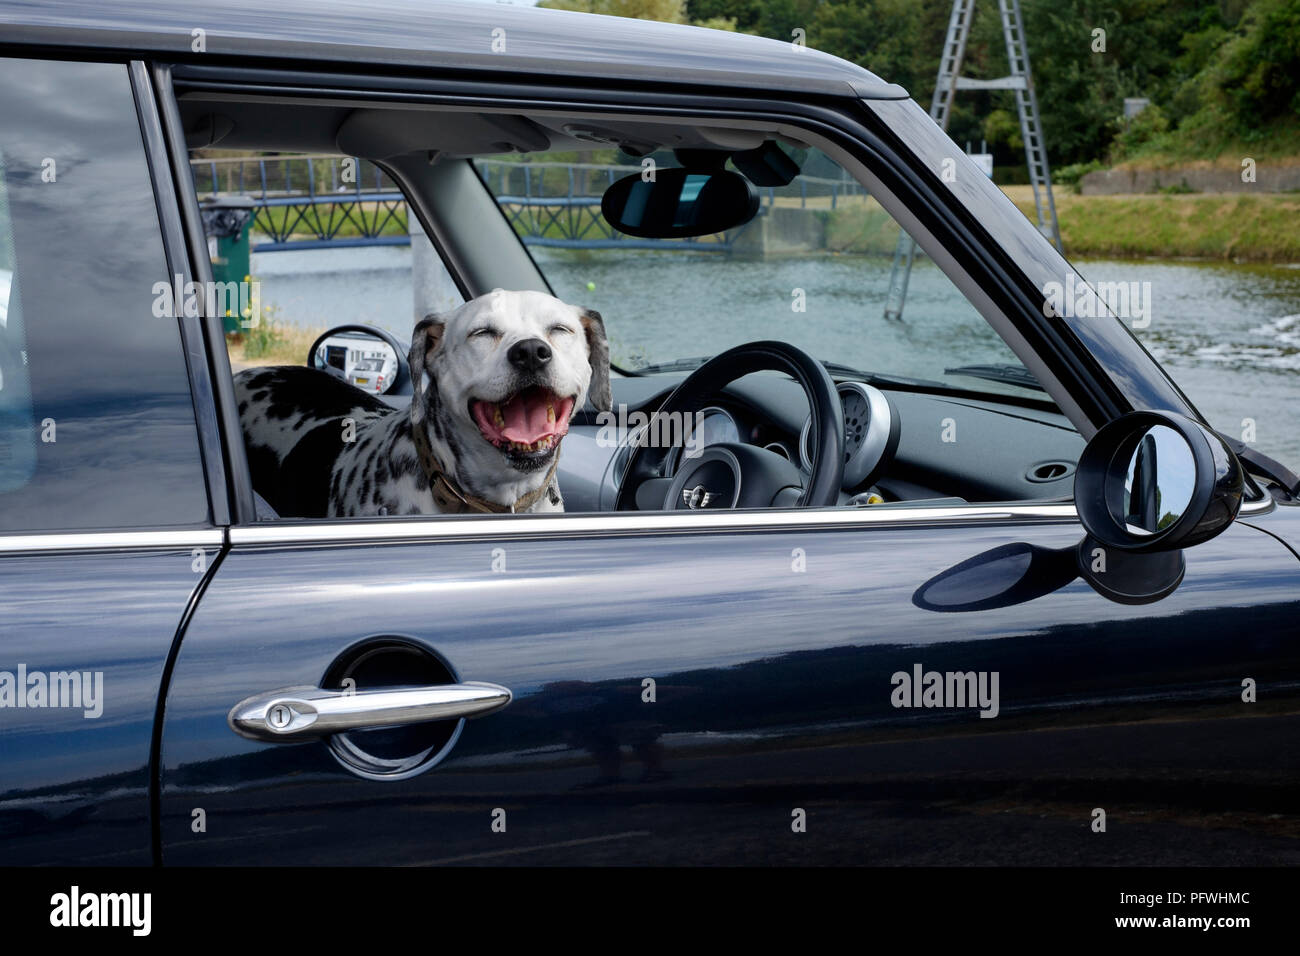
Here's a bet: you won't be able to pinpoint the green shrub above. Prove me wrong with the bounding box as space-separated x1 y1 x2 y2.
1112 104 1172 160
238 303 286 359
1054 159 1106 193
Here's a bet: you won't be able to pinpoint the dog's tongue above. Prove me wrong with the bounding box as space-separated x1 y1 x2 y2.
474 388 573 444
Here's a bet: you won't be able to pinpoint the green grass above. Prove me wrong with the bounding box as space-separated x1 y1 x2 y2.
824 191 1300 262
1011 193 1300 262
1113 118 1300 170
227 306 324 369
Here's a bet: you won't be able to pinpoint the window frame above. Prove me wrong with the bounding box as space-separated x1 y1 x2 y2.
133 60 231 529
150 62 252 529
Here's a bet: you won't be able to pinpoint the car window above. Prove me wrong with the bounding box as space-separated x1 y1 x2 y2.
191 154 465 383
182 95 1080 520
477 148 1040 399
0 57 208 533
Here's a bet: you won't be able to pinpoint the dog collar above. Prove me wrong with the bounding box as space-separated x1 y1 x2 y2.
412 421 558 514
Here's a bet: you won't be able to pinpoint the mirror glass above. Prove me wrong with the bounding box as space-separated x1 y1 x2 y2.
313 331 400 395
601 168 759 239
1121 424 1195 536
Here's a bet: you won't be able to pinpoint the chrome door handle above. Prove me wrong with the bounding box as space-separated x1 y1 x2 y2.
228 681 512 742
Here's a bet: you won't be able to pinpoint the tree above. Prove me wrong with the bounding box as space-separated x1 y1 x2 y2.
541 0 1299 163
539 0 689 24
685 0 765 30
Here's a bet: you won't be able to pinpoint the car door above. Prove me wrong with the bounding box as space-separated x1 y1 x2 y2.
0 58 222 865
149 72 1300 866
156 497 1300 866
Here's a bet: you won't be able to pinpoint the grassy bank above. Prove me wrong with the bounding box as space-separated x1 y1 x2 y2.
226 315 324 372
825 190 1300 263
1114 122 1300 170
1009 191 1300 262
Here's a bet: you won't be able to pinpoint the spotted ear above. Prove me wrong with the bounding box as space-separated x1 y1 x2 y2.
407 314 446 425
579 308 612 413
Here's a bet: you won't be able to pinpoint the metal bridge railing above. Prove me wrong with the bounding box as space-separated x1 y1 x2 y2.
190 155 867 252
191 155 407 251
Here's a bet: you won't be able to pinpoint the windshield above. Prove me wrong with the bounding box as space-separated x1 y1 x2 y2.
477 146 1040 399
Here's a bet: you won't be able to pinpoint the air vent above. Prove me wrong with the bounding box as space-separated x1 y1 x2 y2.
1026 460 1076 483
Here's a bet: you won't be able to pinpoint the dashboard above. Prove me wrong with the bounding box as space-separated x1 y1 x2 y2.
556 371 1088 513
664 406 796 471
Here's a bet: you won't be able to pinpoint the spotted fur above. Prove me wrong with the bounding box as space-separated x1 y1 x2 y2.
235 290 611 518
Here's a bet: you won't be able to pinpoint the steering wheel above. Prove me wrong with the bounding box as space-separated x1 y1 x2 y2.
615 341 845 511
307 324 412 395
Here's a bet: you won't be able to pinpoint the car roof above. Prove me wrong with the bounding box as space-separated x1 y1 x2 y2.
0 0 907 99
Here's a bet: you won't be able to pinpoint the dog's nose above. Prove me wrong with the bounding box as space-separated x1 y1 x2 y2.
507 337 552 372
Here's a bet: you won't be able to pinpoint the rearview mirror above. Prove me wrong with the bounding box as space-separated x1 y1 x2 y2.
1075 410 1243 553
601 168 759 239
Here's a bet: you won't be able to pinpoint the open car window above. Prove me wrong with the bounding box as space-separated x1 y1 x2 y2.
180 99 1081 521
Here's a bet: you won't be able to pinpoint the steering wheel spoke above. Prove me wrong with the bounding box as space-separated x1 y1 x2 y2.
614 342 844 511
635 477 676 511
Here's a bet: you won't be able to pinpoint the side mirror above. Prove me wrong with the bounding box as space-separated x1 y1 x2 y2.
911 411 1245 611
601 168 759 239
1075 410 1244 553
307 325 411 396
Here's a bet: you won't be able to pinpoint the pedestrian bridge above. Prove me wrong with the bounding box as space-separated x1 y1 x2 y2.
190 155 864 254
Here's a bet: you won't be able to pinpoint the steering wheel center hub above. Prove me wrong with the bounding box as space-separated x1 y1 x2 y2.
614 341 845 512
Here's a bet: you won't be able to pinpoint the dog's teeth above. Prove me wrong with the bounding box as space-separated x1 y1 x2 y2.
500 435 558 454
494 406 505 428
546 404 555 424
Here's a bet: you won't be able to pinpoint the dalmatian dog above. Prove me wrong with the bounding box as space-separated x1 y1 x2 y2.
234 289 611 518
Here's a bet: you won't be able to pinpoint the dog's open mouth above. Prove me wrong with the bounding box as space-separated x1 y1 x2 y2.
470 386 575 455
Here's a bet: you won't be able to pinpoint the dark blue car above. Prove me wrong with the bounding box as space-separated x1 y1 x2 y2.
1 0 1298 868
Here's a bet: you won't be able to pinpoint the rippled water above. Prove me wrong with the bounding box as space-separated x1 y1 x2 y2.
253 246 1300 470
1076 259 1300 470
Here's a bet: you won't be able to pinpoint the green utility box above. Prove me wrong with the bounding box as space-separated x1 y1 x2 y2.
199 196 256 334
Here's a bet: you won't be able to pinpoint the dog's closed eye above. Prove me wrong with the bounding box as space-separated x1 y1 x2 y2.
469 327 502 341
548 324 576 336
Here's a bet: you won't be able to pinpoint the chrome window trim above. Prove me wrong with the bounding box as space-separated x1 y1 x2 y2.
0 529 224 555
0 494 1268 552
231 503 1082 546
228 491 1272 546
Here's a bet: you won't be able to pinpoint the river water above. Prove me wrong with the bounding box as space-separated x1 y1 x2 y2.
252 245 1300 471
